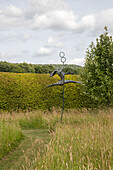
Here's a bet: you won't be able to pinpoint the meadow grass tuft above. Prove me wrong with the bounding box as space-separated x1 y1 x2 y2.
0 120 23 159
19 112 48 129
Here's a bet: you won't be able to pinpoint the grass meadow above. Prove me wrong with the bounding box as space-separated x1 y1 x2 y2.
0 108 113 169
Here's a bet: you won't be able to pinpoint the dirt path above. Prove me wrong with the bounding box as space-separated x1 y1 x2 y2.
0 129 50 170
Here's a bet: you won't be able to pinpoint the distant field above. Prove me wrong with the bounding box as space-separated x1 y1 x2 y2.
0 72 87 112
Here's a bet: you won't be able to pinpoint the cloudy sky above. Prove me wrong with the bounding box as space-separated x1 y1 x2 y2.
0 0 113 66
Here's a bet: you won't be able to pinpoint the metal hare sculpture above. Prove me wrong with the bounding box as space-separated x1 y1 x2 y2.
47 52 82 120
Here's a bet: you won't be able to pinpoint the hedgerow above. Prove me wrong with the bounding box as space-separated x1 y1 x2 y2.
0 72 90 112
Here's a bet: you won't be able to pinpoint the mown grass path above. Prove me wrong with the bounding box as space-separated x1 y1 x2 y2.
0 129 50 170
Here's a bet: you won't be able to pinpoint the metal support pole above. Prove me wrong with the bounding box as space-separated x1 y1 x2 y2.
61 82 64 121
61 62 65 121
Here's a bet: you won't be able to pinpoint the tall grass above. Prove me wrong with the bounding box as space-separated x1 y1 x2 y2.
0 120 23 159
32 109 113 170
19 112 48 129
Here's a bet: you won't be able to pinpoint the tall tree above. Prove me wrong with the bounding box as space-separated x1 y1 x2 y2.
81 27 113 107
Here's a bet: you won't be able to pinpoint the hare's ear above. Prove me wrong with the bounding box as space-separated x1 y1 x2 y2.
49 70 57 77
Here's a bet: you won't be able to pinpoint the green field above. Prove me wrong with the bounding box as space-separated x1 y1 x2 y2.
0 109 113 169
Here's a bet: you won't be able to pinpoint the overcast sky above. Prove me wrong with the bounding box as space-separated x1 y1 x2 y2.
0 0 113 66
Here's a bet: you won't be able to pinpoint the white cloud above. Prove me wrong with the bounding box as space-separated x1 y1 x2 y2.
31 14 51 29
78 14 96 33
77 8 113 35
95 8 113 31
0 52 6 60
28 0 78 31
31 10 78 31
0 14 16 27
35 47 53 56
0 32 32 42
1 1 113 34
75 42 86 52
0 51 25 63
22 33 31 42
46 36 64 48
30 3 113 33
33 36 63 59
0 52 15 62
68 58 85 66
29 0 68 14
0 5 24 28
3 5 23 17
22 49 30 54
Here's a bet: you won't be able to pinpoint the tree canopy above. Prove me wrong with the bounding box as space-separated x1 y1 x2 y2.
81 27 113 107
0 62 82 74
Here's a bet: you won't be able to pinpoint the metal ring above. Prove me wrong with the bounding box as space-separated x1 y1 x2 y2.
61 56 66 63
59 52 65 58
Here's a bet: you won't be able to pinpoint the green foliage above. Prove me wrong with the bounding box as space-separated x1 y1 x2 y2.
81 27 113 107
0 120 23 159
18 62 35 73
53 64 82 75
34 64 55 74
0 62 23 73
63 67 77 74
0 61 82 74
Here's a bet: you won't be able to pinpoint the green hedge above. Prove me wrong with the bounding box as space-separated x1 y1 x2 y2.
0 72 90 112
